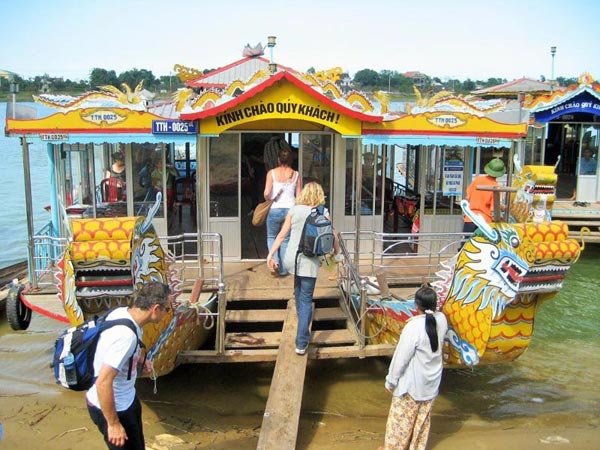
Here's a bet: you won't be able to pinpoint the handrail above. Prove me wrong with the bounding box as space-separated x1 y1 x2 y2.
159 231 227 354
337 230 470 343
31 221 67 288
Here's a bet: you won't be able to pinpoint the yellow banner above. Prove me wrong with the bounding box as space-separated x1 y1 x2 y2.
6 108 160 133
199 82 363 136
365 112 527 136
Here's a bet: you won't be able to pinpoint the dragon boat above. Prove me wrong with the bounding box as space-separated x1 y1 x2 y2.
5 48 597 374
7 194 218 377
352 161 583 367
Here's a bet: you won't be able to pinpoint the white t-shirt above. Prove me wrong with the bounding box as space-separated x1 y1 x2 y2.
385 312 448 401
85 307 142 412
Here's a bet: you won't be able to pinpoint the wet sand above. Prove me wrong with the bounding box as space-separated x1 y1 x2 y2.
1 366 597 450
2 269 599 450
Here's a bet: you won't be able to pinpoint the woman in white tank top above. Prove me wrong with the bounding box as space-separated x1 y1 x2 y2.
263 146 301 276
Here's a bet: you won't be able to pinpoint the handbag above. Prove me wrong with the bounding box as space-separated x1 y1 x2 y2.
252 188 284 227
252 200 273 226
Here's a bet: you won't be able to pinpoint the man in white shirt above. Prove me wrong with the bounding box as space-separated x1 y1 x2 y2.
86 282 172 450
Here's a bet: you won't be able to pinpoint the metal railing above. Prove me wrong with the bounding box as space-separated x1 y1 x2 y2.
30 225 225 295
32 221 67 288
159 232 224 292
337 230 470 347
160 231 227 353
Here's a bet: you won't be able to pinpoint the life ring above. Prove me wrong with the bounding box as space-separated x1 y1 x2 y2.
6 284 31 330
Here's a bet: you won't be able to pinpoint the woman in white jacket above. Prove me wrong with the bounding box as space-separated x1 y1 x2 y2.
380 284 448 450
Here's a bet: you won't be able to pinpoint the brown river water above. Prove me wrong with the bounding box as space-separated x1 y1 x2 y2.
1 246 599 449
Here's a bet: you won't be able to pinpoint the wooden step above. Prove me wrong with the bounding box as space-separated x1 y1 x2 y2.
561 220 600 227
225 306 347 323
226 309 286 322
312 329 355 345
225 328 355 349
313 307 347 321
176 344 396 364
568 231 600 242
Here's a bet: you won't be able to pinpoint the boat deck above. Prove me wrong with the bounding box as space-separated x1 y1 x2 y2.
552 200 600 243
4 259 398 363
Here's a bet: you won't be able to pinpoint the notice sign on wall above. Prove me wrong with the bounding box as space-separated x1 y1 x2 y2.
442 148 464 196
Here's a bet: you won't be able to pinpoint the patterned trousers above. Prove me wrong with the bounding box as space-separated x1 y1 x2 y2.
383 393 433 450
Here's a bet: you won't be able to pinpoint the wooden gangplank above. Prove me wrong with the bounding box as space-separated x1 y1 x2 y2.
256 298 307 450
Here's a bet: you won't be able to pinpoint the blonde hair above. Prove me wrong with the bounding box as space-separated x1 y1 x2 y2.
297 182 325 207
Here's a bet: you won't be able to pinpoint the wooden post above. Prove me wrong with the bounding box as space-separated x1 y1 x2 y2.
476 185 518 222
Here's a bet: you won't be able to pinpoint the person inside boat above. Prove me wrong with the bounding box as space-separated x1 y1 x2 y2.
133 149 153 201
105 151 126 180
462 158 506 233
263 147 301 277
148 154 179 208
579 146 597 175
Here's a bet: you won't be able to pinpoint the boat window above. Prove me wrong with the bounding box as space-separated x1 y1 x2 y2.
173 142 197 178
60 143 94 208
344 139 358 215
358 143 384 216
301 134 332 204
525 126 545 165
209 134 239 217
422 145 466 217
131 143 167 218
578 125 599 176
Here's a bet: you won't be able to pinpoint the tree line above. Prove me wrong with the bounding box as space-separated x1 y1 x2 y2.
351 68 578 94
0 66 580 99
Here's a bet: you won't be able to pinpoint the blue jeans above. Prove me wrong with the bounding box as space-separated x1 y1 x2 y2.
294 275 317 349
266 207 289 275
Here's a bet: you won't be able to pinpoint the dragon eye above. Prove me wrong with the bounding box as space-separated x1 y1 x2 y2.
510 235 520 248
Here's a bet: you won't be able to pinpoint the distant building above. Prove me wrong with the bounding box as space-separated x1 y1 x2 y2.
403 71 427 89
471 78 555 100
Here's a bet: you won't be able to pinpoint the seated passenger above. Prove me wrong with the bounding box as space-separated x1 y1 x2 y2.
105 151 126 180
579 147 597 175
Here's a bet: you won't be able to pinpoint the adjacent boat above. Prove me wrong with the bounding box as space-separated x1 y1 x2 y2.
348 161 583 368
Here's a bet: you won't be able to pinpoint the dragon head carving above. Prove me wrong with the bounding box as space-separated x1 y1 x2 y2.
441 199 580 367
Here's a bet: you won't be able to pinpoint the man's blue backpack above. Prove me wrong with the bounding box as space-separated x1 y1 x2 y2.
53 312 141 391
297 205 335 259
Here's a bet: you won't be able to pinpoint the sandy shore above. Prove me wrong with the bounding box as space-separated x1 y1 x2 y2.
1 381 597 450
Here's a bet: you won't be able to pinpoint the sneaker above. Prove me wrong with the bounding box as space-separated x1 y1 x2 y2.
295 347 307 355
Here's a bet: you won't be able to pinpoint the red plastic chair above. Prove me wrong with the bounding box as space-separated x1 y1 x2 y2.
100 177 126 202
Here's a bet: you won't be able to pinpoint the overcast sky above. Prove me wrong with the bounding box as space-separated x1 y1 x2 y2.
2 0 599 82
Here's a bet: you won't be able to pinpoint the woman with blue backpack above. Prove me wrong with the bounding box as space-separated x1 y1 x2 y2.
266 182 339 355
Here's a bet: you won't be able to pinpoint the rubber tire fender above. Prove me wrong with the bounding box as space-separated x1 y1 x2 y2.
6 284 31 330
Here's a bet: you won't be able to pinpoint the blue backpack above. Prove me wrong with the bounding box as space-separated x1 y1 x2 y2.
297 205 335 258
53 312 142 391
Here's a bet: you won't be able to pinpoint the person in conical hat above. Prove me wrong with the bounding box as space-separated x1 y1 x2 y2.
463 158 506 233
